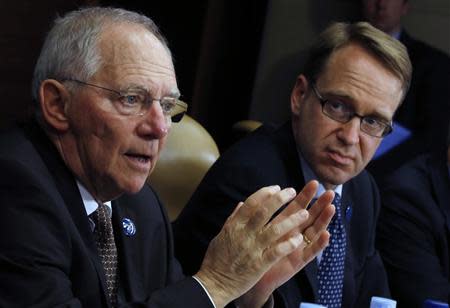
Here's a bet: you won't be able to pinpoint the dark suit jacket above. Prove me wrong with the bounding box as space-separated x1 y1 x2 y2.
377 153 450 307
173 122 390 308
0 122 213 308
368 31 450 181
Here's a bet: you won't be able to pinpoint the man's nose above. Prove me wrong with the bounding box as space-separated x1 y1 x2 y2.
337 118 360 145
139 101 171 139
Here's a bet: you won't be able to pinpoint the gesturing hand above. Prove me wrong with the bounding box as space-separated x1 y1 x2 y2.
236 180 335 307
195 180 335 308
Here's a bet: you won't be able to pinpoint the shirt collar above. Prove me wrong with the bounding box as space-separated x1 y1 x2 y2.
76 181 112 217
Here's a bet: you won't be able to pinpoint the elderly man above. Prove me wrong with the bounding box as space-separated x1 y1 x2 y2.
0 7 334 308
173 22 412 308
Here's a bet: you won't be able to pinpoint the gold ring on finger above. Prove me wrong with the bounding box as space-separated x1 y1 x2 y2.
302 233 312 245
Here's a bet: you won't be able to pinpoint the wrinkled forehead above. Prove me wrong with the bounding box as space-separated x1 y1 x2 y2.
96 23 175 80
318 44 403 115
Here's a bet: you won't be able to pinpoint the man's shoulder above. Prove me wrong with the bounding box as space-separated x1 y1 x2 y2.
190 121 301 199
382 153 443 192
220 122 294 163
0 124 48 180
118 184 169 222
0 124 32 158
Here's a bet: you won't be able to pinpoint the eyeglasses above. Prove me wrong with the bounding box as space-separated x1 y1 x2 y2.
62 78 187 122
311 84 393 138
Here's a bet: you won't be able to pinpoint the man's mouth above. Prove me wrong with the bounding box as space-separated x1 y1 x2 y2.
327 150 354 165
124 153 152 169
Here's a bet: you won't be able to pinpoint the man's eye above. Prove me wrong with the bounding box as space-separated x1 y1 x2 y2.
120 94 144 106
364 117 383 128
160 98 176 113
328 100 346 111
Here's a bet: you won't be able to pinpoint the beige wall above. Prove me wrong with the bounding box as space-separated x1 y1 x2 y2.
250 0 450 125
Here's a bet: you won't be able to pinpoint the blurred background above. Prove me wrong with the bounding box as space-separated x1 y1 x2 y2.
1 0 449 151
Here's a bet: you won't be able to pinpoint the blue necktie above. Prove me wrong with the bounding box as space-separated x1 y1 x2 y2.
317 193 346 308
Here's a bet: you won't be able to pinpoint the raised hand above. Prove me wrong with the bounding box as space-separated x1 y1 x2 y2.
195 180 335 308
237 180 335 307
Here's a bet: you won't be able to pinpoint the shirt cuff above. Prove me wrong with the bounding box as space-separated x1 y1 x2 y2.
192 275 217 308
262 294 274 308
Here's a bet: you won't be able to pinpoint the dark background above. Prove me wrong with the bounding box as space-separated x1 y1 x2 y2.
1 1 448 151
0 0 268 150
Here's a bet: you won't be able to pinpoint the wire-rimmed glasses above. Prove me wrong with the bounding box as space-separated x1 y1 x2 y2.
63 78 187 122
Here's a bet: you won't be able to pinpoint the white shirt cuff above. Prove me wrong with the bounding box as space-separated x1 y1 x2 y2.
192 275 217 308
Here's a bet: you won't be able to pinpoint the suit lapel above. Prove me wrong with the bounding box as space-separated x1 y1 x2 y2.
25 122 109 303
112 198 144 302
275 123 320 297
340 183 355 308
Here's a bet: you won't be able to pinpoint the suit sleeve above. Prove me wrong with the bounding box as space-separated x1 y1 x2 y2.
377 161 450 306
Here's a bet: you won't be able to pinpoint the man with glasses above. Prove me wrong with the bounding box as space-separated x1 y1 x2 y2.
0 7 335 308
174 22 412 307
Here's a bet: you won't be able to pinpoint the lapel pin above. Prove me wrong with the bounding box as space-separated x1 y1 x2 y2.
345 204 352 222
122 218 136 236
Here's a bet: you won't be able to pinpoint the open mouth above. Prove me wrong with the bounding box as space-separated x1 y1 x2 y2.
124 153 152 170
125 153 150 162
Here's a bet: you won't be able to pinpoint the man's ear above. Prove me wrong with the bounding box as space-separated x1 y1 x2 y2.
290 74 309 116
39 79 71 131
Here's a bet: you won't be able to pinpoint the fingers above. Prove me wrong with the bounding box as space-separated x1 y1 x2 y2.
302 230 330 263
299 193 335 244
264 231 305 263
269 180 318 225
307 189 335 221
289 180 319 210
260 209 309 245
236 186 298 229
233 185 280 224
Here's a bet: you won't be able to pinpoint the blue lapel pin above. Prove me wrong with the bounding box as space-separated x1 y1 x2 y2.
122 218 136 236
345 204 352 222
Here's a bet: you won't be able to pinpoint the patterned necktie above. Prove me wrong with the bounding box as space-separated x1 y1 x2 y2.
92 203 118 307
317 193 346 308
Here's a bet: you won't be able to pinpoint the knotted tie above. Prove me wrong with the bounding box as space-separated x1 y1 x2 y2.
317 193 346 308
92 203 118 307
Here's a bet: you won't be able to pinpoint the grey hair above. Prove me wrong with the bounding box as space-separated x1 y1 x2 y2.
31 6 171 109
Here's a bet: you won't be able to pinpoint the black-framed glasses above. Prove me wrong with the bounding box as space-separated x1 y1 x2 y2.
62 78 187 123
311 84 393 138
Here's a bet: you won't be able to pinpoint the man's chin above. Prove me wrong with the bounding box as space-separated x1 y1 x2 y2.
118 177 148 196
316 166 354 187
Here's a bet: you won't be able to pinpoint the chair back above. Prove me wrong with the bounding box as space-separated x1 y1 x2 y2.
148 115 219 220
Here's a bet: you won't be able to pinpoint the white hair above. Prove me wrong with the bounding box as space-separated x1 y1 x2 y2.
31 7 171 112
